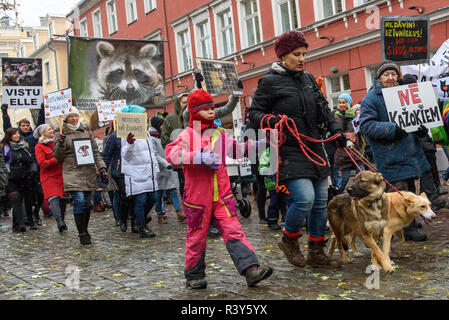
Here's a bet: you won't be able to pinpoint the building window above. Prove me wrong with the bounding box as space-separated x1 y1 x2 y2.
314 0 345 21
125 0 138 24
326 73 350 109
92 8 102 37
44 61 51 83
365 64 380 92
0 53 9 57
48 21 55 38
353 0 375 6
176 29 193 72
144 0 156 13
272 0 300 36
80 18 88 37
239 0 262 48
215 7 235 58
33 34 39 49
195 20 213 59
106 1 118 34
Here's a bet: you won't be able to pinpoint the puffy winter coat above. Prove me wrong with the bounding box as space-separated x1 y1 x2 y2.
249 62 343 183
53 122 105 192
121 130 159 196
0 151 7 197
102 131 122 179
359 79 430 182
161 95 183 148
166 127 253 216
149 126 179 190
35 141 64 199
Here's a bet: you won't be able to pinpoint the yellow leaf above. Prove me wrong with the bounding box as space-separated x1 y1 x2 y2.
317 293 332 300
338 282 347 287
313 273 320 277
112 273 122 277
426 288 436 292
321 276 330 280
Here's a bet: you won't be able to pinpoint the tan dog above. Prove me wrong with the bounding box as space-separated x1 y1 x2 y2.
327 170 394 273
383 191 436 265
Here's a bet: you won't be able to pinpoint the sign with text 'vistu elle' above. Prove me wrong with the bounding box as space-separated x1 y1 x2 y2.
383 82 442 133
116 112 148 140
381 16 430 64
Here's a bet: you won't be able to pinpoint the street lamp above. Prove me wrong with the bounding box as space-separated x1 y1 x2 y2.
408 6 424 14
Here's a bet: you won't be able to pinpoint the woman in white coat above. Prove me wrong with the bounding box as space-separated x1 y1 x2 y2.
120 105 159 238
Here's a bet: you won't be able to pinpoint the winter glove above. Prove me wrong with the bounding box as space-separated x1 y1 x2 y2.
394 125 408 140
346 140 354 148
263 114 281 129
57 134 66 146
415 124 428 138
99 167 109 184
166 164 173 170
126 132 136 144
1 104 7 115
335 132 347 148
193 151 220 170
195 72 204 89
237 80 243 89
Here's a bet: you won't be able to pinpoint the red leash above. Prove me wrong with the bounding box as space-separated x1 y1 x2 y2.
260 114 341 191
344 146 404 197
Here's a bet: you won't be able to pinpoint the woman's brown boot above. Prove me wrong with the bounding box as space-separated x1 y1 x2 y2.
277 235 306 267
306 240 341 268
176 209 186 222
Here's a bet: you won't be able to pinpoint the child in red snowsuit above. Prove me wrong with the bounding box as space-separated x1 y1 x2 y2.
165 89 273 289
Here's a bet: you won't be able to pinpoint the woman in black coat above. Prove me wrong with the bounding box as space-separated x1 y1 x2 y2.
249 30 347 269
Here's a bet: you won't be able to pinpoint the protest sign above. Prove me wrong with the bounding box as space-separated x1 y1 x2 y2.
2 58 43 109
381 16 430 64
96 100 126 122
116 112 148 140
352 114 361 134
44 89 73 118
383 82 443 133
196 58 242 95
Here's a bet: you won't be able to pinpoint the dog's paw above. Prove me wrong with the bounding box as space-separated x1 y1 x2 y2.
352 252 363 257
369 263 381 271
342 256 352 263
389 259 396 266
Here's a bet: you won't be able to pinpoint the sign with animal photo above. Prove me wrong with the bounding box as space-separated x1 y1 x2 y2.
381 16 430 64
116 112 148 140
44 88 73 118
437 76 449 103
68 36 164 130
196 58 242 95
383 81 443 133
72 138 95 166
2 57 43 109
96 99 126 122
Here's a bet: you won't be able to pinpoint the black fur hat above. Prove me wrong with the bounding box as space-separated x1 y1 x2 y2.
150 116 164 131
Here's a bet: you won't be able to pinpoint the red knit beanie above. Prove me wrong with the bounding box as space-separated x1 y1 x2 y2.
274 30 309 59
188 89 216 128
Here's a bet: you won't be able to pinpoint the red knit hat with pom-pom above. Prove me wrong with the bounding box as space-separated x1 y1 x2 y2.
188 89 216 128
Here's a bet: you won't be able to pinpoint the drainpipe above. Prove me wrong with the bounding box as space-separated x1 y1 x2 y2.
162 0 174 113
48 42 60 90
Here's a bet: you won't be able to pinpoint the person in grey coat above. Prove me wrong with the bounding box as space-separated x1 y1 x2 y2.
149 116 185 223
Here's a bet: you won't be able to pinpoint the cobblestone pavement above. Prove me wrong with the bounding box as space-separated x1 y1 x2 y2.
0 193 448 300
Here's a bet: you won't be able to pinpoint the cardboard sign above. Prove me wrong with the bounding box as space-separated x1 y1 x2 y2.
116 112 148 140
97 100 126 122
383 82 443 132
2 58 43 109
381 16 430 64
352 114 361 134
196 58 242 95
44 89 73 118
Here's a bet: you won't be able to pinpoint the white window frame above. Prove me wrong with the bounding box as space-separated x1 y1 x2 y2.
237 0 263 49
92 8 102 38
144 0 157 13
353 0 375 7
364 64 381 92
193 12 213 59
33 33 39 50
174 22 193 73
79 18 88 37
106 0 118 34
44 61 51 84
48 21 55 38
325 73 351 109
313 0 346 21
272 0 301 36
125 0 138 24
213 1 237 58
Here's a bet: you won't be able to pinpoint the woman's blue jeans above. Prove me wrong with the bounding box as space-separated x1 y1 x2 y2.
337 164 365 194
284 178 328 240
134 192 148 223
70 191 93 215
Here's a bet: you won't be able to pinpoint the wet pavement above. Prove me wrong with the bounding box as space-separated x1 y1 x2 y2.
0 192 448 300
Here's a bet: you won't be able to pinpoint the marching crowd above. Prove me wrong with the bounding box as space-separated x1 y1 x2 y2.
0 29 449 289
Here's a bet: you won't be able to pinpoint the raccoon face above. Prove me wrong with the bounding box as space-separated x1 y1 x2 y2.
95 41 164 105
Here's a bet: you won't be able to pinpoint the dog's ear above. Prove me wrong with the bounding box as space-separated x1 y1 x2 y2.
420 192 428 199
404 198 413 208
376 172 384 183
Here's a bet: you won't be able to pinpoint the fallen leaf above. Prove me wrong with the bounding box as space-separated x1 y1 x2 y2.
321 276 330 281
317 293 332 300
313 273 320 278
338 282 347 287
112 273 122 278
426 288 436 292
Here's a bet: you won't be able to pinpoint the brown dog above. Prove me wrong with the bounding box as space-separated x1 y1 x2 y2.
383 191 436 265
327 170 394 273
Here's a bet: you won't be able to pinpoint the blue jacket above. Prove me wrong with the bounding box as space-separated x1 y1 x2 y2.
102 131 122 179
359 80 430 182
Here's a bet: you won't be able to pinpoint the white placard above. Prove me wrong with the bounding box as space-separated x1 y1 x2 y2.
3 86 43 109
352 114 361 134
382 81 443 133
96 100 126 122
44 89 73 118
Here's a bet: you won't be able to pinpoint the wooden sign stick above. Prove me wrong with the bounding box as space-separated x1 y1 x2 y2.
59 116 63 135
113 120 116 132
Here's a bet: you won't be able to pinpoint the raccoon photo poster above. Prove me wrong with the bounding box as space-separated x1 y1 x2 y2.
68 36 165 130
2 58 43 109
